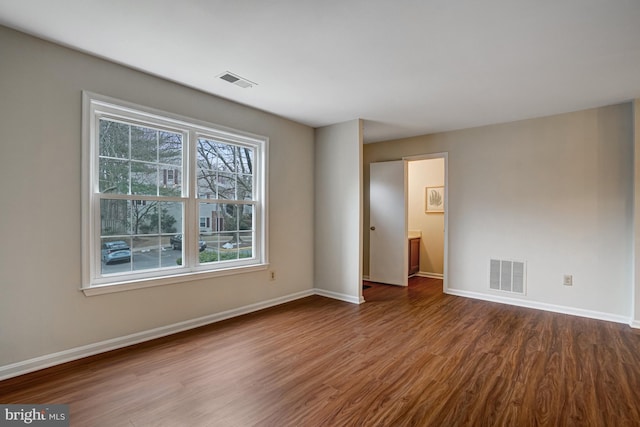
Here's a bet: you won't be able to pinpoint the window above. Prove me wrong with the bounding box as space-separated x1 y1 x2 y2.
82 92 268 294
164 168 179 186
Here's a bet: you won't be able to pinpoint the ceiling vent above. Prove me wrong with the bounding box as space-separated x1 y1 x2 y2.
218 71 257 88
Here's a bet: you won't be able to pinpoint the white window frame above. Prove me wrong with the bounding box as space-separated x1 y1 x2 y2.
82 92 268 295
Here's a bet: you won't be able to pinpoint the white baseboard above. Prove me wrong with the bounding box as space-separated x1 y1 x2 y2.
314 288 364 304
0 289 315 382
416 272 443 279
630 320 640 329
15 285 627 382
446 288 631 325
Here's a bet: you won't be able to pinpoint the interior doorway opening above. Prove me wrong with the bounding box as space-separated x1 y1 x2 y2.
367 153 448 292
405 153 448 292
407 157 446 281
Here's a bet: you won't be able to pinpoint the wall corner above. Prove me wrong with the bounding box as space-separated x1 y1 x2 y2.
633 99 640 325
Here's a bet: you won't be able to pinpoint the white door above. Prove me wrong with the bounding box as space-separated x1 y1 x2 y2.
369 160 407 286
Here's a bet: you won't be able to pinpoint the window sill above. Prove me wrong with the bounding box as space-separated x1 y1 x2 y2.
81 263 269 296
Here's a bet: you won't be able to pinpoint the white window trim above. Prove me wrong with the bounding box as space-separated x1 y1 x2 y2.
81 91 269 295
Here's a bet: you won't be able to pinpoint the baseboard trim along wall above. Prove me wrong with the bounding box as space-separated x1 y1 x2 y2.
446 288 631 325
0 289 319 381
314 288 364 304
8 284 627 381
630 320 640 329
417 272 444 279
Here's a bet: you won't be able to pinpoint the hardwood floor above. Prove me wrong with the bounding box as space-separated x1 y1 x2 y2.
2 277 640 426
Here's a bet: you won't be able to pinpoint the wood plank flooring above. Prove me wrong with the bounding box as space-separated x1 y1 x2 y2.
2 277 640 426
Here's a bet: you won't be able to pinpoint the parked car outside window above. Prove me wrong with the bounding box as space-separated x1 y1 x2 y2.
101 241 131 264
170 234 207 252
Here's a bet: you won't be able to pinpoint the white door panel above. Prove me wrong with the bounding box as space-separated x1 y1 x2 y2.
369 161 407 286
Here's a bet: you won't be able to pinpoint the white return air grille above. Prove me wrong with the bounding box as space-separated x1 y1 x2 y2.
490 259 526 295
218 71 257 88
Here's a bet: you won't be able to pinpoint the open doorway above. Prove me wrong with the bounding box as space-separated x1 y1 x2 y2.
407 157 445 280
405 153 447 291
367 153 448 291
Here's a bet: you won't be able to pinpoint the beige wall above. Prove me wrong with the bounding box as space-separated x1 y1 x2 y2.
0 26 315 368
408 158 445 275
314 120 363 303
365 103 634 319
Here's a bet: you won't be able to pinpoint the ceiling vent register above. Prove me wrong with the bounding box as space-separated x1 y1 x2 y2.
218 71 257 88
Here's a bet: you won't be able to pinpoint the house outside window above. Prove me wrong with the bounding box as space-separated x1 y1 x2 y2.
82 92 268 294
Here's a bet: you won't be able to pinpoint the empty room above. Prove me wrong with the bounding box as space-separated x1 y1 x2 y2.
1 1 640 425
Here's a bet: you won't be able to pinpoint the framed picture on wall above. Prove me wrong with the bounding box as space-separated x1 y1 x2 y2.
426 186 445 213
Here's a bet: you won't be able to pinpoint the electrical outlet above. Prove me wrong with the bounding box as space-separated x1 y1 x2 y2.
563 274 573 286
270 270 276 281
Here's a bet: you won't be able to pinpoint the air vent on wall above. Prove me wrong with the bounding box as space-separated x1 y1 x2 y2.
490 259 526 295
218 71 257 88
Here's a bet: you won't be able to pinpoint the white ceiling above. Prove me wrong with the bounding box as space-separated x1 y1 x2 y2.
1 0 640 143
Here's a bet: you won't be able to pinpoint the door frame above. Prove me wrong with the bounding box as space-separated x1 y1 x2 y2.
404 152 448 293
